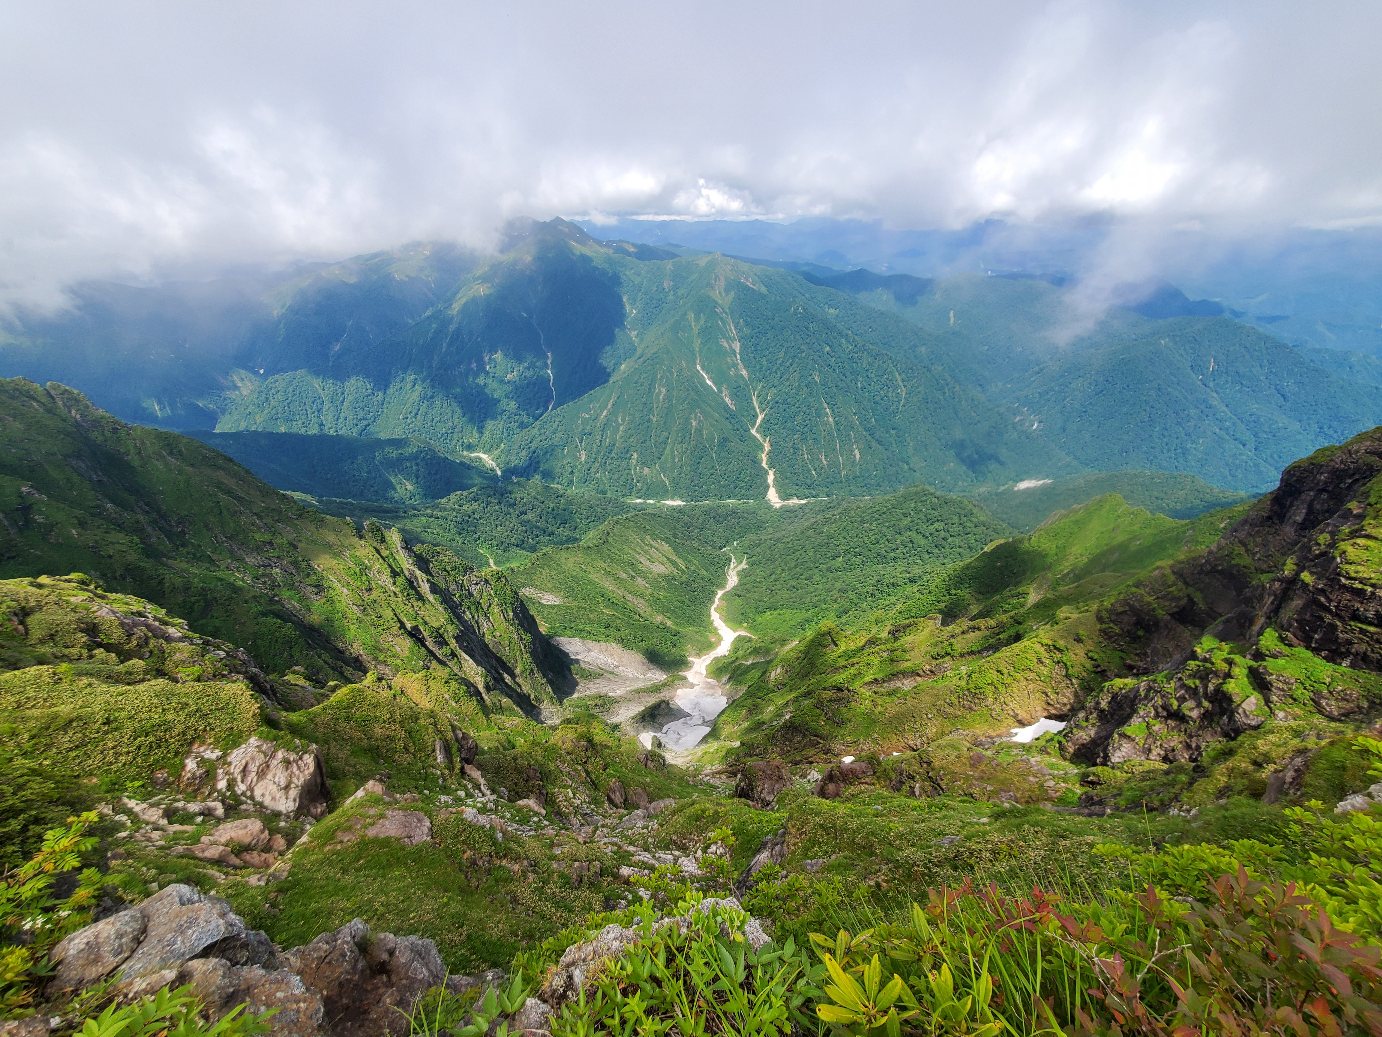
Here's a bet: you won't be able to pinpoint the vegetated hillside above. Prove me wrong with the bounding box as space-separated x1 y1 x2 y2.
318 479 639 568
1014 317 1382 490
190 431 497 505
0 379 567 712
5 421 1381 1037
965 469 1249 531
716 425 1382 819
831 270 1382 491
0 220 1074 501
714 493 1238 763
8 220 1379 502
722 485 1013 638
0 242 479 428
508 504 773 668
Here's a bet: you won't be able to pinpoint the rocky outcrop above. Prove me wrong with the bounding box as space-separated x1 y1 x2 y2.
815 760 875 800
1065 658 1270 767
733 761 790 808
217 737 329 818
1102 427 1382 675
282 919 444 1037
47 885 445 1036
1071 427 1382 765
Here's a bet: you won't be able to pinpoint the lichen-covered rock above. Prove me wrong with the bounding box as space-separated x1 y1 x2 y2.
49 909 146 991
540 922 645 1006
283 919 445 1037
364 809 433 846
511 997 554 1035
1336 781 1382 813
733 761 790 809
218 737 328 818
40 888 448 1036
119 884 276 978
179 958 325 1037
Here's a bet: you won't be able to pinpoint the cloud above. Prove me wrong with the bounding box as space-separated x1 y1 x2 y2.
2 1 1381 307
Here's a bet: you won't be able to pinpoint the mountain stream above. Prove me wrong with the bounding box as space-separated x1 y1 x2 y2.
641 557 747 751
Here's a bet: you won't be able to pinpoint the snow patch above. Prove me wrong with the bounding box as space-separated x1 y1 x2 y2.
1008 717 1067 743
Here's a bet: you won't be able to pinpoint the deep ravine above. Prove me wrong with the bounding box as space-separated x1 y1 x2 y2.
643 556 747 751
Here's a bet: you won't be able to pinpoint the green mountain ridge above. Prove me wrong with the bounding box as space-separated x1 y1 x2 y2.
2 384 1381 1036
12 219 1377 502
0 378 568 713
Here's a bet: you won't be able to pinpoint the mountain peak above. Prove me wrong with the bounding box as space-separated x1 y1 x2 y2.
499 216 601 254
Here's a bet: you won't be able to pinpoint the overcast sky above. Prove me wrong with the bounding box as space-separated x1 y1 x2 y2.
3 1 1381 306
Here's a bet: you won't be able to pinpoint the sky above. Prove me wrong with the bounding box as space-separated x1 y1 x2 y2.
3 1 1381 307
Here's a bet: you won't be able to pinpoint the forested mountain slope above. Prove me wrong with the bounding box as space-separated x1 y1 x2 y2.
5 221 1380 500
0 379 567 712
830 271 1382 490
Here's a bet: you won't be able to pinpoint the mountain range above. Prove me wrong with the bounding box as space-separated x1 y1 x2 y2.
4 219 1382 1035
5 219 1381 502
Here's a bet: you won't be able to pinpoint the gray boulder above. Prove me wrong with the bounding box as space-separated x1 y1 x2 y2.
49 909 147 991
218 737 328 818
364 809 433 846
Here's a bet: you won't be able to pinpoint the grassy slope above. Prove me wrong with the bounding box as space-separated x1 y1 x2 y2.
965 470 1249 531
714 496 1241 761
509 504 772 668
0 379 564 710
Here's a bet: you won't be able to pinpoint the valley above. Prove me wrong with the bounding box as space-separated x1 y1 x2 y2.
3 231 1382 1037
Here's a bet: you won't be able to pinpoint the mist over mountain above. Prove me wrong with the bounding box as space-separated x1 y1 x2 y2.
5 6 1382 1035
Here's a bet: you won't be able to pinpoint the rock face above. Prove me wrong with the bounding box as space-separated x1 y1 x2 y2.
364 809 433 846
218 737 329 818
1065 653 1270 767
179 959 324 1037
733 761 790 808
282 919 445 1037
47 885 445 1036
815 761 874 800
1070 426 1382 765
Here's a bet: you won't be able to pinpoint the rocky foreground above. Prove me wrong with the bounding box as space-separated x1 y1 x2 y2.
10 881 767 1037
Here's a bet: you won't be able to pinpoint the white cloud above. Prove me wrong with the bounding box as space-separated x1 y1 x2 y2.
1 0 1380 305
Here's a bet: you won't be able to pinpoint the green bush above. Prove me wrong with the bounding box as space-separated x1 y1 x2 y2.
809 874 1382 1036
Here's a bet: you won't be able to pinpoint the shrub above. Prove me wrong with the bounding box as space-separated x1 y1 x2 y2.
808 874 1382 1036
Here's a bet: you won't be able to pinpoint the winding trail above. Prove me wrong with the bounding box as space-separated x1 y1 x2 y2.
644 557 747 751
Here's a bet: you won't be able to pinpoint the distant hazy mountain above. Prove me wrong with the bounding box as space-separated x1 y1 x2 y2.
3 219 1380 497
